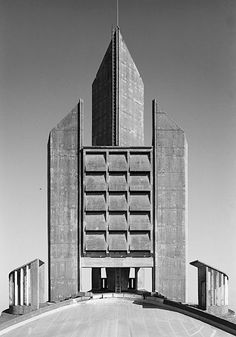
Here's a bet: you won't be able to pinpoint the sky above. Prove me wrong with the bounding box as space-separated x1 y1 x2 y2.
0 0 236 313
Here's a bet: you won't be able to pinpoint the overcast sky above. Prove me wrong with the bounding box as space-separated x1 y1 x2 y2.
0 0 236 313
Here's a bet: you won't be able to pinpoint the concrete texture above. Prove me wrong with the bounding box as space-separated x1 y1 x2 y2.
48 100 83 301
83 148 153 256
92 39 113 146
0 298 232 337
47 29 188 301
118 29 144 146
153 100 187 302
8 259 45 314
92 26 144 146
191 260 229 315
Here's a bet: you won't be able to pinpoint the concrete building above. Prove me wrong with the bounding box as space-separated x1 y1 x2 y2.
9 259 45 314
48 27 187 303
92 27 144 146
190 260 229 315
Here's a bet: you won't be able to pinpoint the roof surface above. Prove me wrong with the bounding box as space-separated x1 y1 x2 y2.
0 297 232 337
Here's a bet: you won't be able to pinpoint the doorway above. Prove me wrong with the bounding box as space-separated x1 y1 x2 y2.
92 267 136 292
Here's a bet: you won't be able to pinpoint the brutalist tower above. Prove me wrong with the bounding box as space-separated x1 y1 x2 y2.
48 27 188 302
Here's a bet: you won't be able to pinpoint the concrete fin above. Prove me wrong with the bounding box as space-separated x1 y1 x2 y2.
157 112 183 131
54 107 78 131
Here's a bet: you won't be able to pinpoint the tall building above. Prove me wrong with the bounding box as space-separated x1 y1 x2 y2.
92 27 144 146
48 27 187 303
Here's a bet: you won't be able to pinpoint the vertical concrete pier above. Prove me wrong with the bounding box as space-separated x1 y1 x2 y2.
153 99 188 302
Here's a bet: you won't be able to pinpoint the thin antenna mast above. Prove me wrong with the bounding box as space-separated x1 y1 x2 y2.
116 0 119 27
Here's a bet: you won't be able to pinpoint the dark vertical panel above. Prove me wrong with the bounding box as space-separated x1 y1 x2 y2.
92 40 113 146
92 268 101 291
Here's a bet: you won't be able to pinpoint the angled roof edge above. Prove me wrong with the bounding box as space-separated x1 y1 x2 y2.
190 260 229 278
9 258 44 275
157 111 184 132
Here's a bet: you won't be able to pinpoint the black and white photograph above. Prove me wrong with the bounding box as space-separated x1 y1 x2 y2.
0 0 236 335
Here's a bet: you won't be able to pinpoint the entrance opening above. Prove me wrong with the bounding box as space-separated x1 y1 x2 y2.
92 267 136 293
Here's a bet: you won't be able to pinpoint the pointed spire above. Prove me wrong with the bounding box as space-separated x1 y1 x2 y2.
92 27 144 146
116 0 119 27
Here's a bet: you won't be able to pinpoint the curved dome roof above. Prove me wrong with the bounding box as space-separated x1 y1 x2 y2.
0 297 231 337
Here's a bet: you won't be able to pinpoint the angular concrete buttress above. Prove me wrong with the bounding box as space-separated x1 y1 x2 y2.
152 99 188 302
48 100 84 302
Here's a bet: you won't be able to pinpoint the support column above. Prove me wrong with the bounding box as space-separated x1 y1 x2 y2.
25 265 29 305
225 276 229 305
210 270 214 306
220 273 224 306
211 269 215 305
206 267 210 308
215 271 219 306
20 268 24 305
14 270 18 306
9 273 14 306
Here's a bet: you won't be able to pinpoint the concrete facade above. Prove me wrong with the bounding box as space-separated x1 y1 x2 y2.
80 147 153 293
92 27 144 147
48 100 83 301
153 100 187 302
190 260 229 315
9 259 45 314
48 28 187 303
83 147 153 256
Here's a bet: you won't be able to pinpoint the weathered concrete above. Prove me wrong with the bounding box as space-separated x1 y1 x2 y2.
190 260 229 315
83 148 153 257
153 99 187 302
47 28 188 300
92 27 144 146
8 259 45 314
118 30 144 146
48 100 83 301
1 298 232 337
137 268 152 292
